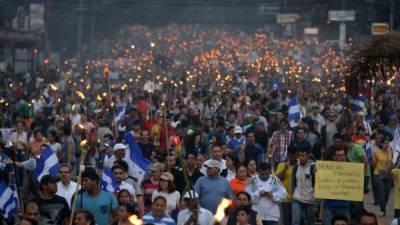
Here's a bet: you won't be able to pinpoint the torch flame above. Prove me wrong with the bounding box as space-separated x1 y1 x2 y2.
75 91 85 100
80 140 88 147
49 84 58 91
214 198 233 222
128 215 143 225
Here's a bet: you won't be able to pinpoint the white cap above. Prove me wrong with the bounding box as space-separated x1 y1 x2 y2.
113 143 128 152
183 190 199 199
234 125 242 134
204 159 222 170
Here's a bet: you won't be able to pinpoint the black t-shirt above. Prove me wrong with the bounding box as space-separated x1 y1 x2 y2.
34 194 70 225
174 168 204 193
255 130 268 148
138 142 156 160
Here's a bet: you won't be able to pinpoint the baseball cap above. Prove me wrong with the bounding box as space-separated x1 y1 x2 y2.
160 172 174 181
256 120 265 126
204 159 222 170
103 140 115 148
183 190 199 199
234 125 243 134
113 143 128 152
150 162 165 172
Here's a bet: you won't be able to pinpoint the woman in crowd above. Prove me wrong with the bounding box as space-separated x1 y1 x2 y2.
229 164 249 196
226 192 262 225
247 159 258 177
151 172 180 217
372 137 393 217
73 210 96 225
226 153 240 181
142 163 163 212
110 203 136 225
142 196 176 225
117 189 136 206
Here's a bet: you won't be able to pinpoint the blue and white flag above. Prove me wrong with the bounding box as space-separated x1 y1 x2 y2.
34 147 60 181
365 141 373 163
0 182 18 220
271 81 280 90
101 168 119 193
114 105 126 124
350 94 366 112
288 96 301 127
124 132 151 183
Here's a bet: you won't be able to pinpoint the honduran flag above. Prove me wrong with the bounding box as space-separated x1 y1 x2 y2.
34 147 60 181
114 105 126 124
101 168 119 193
123 132 151 183
0 182 18 220
288 96 301 127
350 94 367 112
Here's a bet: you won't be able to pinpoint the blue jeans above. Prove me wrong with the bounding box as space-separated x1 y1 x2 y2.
323 206 349 225
374 175 392 213
292 200 315 225
281 202 292 225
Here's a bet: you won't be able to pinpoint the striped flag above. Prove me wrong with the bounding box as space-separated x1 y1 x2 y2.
350 94 366 112
288 96 301 127
114 105 126 124
365 141 373 163
34 147 60 181
101 168 119 193
124 132 151 183
0 182 18 220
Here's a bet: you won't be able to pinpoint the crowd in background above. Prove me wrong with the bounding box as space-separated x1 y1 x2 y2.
0 24 400 225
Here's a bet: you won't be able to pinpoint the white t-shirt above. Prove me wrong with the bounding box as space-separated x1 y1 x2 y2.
177 207 214 225
118 181 136 197
56 181 78 208
151 190 180 215
391 218 399 225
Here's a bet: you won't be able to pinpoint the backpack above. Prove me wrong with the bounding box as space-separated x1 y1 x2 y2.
292 162 316 191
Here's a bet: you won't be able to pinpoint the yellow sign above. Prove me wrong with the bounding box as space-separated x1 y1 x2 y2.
315 161 364 201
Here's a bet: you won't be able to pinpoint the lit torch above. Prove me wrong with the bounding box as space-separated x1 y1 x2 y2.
128 215 143 225
214 198 233 223
75 91 85 100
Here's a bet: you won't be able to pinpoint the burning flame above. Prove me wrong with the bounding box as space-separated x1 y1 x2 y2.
214 198 232 222
128 215 143 225
75 91 85 100
80 140 88 147
49 83 58 91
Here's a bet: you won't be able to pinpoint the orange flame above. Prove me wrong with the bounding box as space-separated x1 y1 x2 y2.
214 198 233 222
128 215 143 225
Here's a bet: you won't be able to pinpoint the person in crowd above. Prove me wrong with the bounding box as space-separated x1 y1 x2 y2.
344 134 369 221
117 189 135 206
226 191 263 225
372 137 393 217
331 215 349 225
359 212 378 225
177 190 214 225
227 125 246 157
269 119 294 167
225 153 240 181
73 210 96 225
229 164 249 196
243 131 264 165
322 110 339 151
142 162 163 212
61 123 77 177
104 143 127 169
392 157 400 219
111 164 136 197
151 172 180 216
22 200 41 225
247 159 258 177
291 146 317 225
254 120 268 151
56 164 78 208
195 159 234 214
245 162 287 225
138 130 156 160
234 205 257 225
110 203 136 225
47 130 62 157
142 196 176 225
76 167 119 225
29 130 47 156
34 175 70 225
275 144 297 225
323 145 350 225
175 152 203 193
200 145 227 176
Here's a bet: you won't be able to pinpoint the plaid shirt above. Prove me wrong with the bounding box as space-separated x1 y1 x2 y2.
271 129 294 162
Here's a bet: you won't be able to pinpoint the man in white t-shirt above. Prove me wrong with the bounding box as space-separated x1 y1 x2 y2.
112 164 136 197
56 165 78 208
177 190 214 225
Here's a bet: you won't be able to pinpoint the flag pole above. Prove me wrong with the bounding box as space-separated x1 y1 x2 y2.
9 145 23 214
69 140 88 225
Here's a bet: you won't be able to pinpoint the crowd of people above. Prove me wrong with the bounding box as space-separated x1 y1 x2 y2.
0 24 400 225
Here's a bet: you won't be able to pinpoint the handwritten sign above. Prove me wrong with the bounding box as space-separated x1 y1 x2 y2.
315 160 364 201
